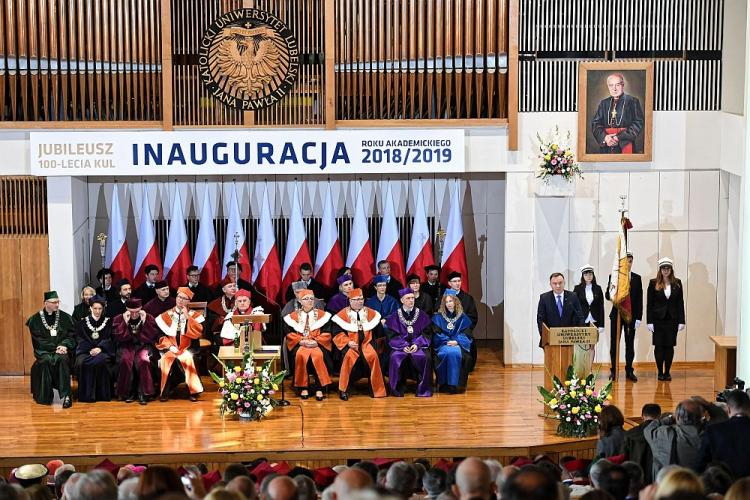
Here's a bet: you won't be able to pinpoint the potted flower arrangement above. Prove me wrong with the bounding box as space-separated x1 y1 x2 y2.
538 365 613 438
210 354 286 421
535 126 582 197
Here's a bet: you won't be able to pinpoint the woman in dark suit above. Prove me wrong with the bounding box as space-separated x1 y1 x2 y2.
573 265 605 335
646 257 686 381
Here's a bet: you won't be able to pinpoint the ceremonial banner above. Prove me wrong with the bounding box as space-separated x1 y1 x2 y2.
30 129 465 176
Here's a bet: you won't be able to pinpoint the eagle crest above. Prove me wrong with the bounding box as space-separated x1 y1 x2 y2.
209 25 290 101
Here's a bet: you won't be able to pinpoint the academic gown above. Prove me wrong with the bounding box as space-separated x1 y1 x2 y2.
284 279 327 303
331 307 387 397
365 294 399 319
73 302 90 323
183 282 215 303
414 292 434 316
26 310 76 404
106 298 127 318
456 291 479 370
155 308 205 396
422 282 444 309
385 307 433 397
143 296 176 317
326 292 350 314
112 312 160 399
432 312 473 388
133 283 158 303
366 277 404 299
75 315 115 402
283 309 333 390
207 296 235 351
96 285 119 304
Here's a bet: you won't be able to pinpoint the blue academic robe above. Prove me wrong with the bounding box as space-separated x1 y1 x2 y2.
365 294 399 319
431 312 473 387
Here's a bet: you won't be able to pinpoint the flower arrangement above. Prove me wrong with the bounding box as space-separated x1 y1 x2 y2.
536 126 583 182
538 365 613 438
210 354 286 421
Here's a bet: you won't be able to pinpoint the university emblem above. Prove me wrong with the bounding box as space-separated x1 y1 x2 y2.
198 8 299 110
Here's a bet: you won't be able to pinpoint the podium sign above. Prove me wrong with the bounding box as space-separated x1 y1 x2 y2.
547 326 599 346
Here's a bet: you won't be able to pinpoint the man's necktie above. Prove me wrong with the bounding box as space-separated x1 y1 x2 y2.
556 295 563 318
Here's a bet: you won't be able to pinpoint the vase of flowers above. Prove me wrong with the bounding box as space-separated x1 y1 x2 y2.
538 365 613 438
535 127 582 197
210 354 286 421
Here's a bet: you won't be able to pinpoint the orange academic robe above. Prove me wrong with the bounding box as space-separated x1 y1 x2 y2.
331 307 386 397
155 307 204 395
283 308 333 388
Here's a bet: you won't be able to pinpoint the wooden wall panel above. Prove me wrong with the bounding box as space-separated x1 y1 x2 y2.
0 239 24 375
20 237 51 375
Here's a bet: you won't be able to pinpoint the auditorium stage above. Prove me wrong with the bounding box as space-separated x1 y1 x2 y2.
0 347 715 471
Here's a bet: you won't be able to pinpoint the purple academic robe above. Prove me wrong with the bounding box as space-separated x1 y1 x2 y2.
143 296 176 318
385 307 433 397
326 292 350 314
112 313 160 398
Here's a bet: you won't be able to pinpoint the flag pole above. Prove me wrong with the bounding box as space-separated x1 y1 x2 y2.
614 195 628 382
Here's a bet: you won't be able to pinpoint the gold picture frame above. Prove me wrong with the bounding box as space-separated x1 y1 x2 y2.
578 61 654 162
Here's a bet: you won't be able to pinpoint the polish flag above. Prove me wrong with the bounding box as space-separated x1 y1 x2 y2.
105 184 133 282
406 181 435 281
194 187 221 285
375 182 406 285
163 187 192 290
440 180 470 292
314 184 344 289
132 185 162 288
222 184 252 282
252 185 282 304
345 183 375 287
281 183 312 299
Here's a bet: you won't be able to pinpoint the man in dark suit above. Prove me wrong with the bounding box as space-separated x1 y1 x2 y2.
605 252 643 381
621 403 661 484
536 272 585 348
697 390 750 478
133 264 160 303
283 262 327 303
366 260 404 299
183 265 214 303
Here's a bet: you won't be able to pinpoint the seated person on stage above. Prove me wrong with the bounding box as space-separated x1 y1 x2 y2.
365 275 399 321
422 265 444 310
155 287 205 402
385 288 433 397
183 265 215 303
219 289 265 347
331 288 387 400
445 271 479 370
366 260 404 298
133 264 161 303
143 280 175 317
75 296 114 403
284 262 327 303
212 262 254 297
73 286 97 322
326 274 355 314
26 291 76 408
283 289 333 401
96 267 118 305
406 274 434 315
112 298 160 405
432 290 474 393
106 279 132 318
281 280 326 317
207 278 238 351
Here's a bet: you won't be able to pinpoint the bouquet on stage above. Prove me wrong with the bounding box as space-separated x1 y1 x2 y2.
538 365 613 438
210 353 286 421
536 126 582 183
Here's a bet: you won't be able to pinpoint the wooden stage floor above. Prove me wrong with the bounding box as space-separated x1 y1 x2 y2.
0 347 715 469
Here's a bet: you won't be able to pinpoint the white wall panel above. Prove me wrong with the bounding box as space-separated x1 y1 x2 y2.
685 231 719 361
628 172 660 231
659 171 690 231
570 173 599 232
689 171 720 230
598 173 631 231
504 232 535 364
505 173 535 232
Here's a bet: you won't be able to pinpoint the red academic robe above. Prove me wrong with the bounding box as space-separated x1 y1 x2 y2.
283 309 333 388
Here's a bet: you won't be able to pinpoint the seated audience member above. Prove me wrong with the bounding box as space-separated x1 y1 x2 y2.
184 265 215 303
653 467 704 498
620 461 644 500
725 477 750 500
143 281 175 317
106 279 132 318
367 260 404 299
155 287 205 402
223 463 251 483
597 405 626 458
26 291 76 408
691 395 729 426
352 461 380 485
386 288 433 397
330 468 374 499
590 459 614 490
423 467 448 499
294 475 317 500
385 462 418 499
700 465 733 497
622 403 661 484
598 464 629 500
55 468 76 499
226 475 257 500
112 298 160 404
133 264 161 303
283 289 333 400
452 457 492 500
327 274 355 314
75 296 114 402
219 289 266 348
697 389 750 478
407 274 434 315
266 475 298 500
118 476 140 500
137 466 186 499
281 281 326 317
204 489 244 500
644 400 703 478
284 262 327 303
501 466 560 500
64 470 117 500
96 267 118 305
73 286 97 322
432 290 473 393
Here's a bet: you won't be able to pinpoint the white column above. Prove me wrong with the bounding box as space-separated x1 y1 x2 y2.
738 8 750 383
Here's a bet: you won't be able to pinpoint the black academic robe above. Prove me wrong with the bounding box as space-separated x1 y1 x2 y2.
73 302 90 323
133 283 158 303
422 281 444 307
26 310 76 404
106 298 127 318
284 278 327 303
143 296 176 317
96 285 119 305
414 292 434 316
591 93 645 154
75 315 115 402
456 290 479 370
183 282 214 303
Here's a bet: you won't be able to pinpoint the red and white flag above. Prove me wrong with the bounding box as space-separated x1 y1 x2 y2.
163 187 192 289
345 183 375 287
133 185 162 288
252 185 282 304
105 184 133 282
281 183 312 298
193 187 221 285
406 181 435 281
440 180 469 292
222 184 252 282
375 182 406 285
314 184 344 289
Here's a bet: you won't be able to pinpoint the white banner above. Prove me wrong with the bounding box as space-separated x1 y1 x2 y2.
30 129 465 176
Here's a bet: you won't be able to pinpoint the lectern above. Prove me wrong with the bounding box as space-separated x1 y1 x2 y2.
541 324 599 393
230 313 271 354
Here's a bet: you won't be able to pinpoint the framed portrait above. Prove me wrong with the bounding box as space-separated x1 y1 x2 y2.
578 61 654 162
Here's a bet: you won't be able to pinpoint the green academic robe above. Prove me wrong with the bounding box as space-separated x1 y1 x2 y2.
26 310 76 404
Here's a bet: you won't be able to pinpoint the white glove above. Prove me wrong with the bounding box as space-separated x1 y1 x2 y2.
647 324 654 333
598 327 605 335
169 346 179 354
678 324 685 331
635 320 641 328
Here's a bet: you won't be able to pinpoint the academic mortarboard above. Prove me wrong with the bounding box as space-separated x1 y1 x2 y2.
406 274 421 284
336 275 353 286
176 287 194 300
89 295 107 306
155 280 169 289
43 291 59 301
398 288 414 298
125 298 142 309
446 271 462 281
443 289 459 297
372 275 389 284
424 264 440 273
349 288 364 299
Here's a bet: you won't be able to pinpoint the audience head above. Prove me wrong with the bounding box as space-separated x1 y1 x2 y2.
725 477 750 500
137 466 184 500
675 400 704 426
223 463 250 483
54 468 76 499
352 461 379 485
580 491 614 500
412 463 427 493
642 403 662 421
0 484 27 500
385 462 417 498
64 470 117 500
266 475 297 500
497 466 519 495
423 467 447 498
598 405 625 437
259 473 280 500
656 465 682 485
533 460 562 483
621 461 644 499
24 484 52 500
482 460 502 486
589 459 613 489
701 465 733 496
204 489 245 500
501 466 560 500
453 457 492 500
598 464 629 500
655 467 704 499
725 389 750 416
294 475 317 500
226 476 257 500
331 467 373 499
117 476 139 500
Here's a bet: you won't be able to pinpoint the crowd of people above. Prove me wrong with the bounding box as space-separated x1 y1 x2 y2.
26 260 479 407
